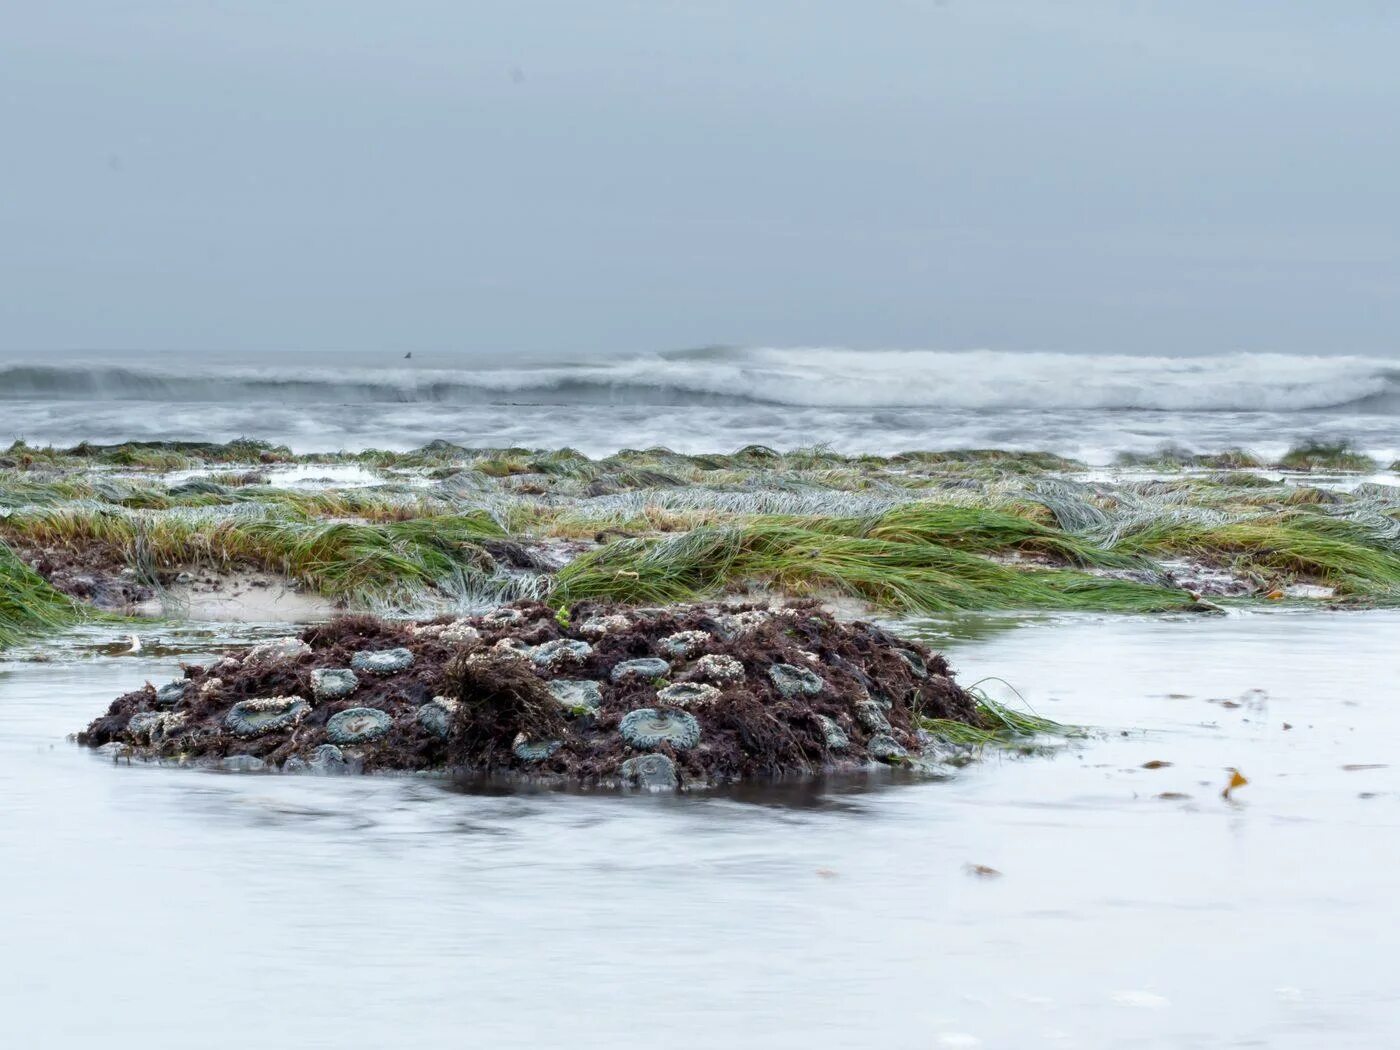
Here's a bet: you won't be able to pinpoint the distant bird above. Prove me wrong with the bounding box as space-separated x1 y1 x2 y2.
404 352 412 359
126 634 142 654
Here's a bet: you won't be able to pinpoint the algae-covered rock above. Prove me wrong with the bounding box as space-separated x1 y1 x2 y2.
325 707 393 744
311 668 359 700
225 696 310 738
619 708 701 751
78 600 978 786
611 657 670 683
350 648 415 675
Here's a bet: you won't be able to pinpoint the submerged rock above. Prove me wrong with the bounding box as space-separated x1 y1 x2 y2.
619 708 702 751
619 753 679 790
325 707 393 744
350 648 415 675
311 668 359 700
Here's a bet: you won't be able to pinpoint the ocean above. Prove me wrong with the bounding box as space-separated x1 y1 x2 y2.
3 347 1397 462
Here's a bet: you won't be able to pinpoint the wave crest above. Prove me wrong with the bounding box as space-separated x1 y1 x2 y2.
1 349 1395 413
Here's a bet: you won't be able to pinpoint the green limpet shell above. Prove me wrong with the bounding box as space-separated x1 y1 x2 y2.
619 708 701 751
225 696 311 738
325 707 393 744
768 663 824 698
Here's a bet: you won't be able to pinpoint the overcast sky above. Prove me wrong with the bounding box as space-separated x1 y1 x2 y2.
2 1 1398 359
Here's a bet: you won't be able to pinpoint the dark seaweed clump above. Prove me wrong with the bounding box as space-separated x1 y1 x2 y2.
77 600 978 788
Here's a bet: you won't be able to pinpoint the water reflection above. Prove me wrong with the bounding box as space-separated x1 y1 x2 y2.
1 610 1397 1046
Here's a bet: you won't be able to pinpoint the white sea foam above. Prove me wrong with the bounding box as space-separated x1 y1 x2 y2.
2 348 1396 412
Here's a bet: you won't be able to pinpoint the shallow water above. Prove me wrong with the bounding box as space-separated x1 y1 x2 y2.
2 610 1397 1048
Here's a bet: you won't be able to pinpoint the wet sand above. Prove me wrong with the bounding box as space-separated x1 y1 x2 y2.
1 609 1396 1048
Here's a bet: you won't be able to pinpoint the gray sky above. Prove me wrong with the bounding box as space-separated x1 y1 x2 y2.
2 1 1398 358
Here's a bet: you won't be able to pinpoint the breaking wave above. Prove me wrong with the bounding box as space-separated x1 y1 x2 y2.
2 348 1397 413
